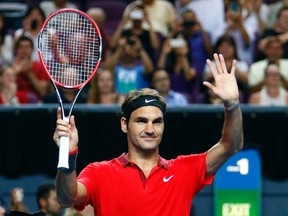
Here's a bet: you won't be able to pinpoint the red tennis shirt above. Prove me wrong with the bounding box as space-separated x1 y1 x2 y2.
76 152 213 216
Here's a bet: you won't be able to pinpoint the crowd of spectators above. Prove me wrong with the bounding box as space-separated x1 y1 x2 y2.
1 0 288 108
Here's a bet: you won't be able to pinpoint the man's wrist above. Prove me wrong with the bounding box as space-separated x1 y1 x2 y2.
224 100 240 111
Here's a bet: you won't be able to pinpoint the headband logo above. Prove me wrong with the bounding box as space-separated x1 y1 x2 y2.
145 98 156 103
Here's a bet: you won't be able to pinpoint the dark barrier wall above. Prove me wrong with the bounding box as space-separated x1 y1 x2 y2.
1 104 288 180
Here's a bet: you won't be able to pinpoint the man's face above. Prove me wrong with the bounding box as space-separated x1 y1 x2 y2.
45 190 62 216
152 70 170 95
122 106 164 154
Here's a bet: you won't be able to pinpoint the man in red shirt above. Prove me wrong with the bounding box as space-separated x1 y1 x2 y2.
53 53 243 215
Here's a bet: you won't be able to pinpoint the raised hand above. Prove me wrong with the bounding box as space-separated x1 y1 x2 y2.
203 53 239 104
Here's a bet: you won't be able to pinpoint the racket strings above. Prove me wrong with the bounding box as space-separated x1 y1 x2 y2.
40 11 101 88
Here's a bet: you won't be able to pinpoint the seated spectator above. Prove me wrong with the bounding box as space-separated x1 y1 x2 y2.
12 36 49 103
257 5 288 60
248 36 288 93
36 183 62 216
40 0 78 18
87 68 125 104
203 34 249 102
104 36 154 94
110 3 160 64
266 0 288 28
0 13 14 65
248 62 288 105
151 68 189 105
14 6 46 62
0 65 28 105
10 188 29 213
43 67 87 104
86 7 110 62
123 0 176 38
157 32 196 99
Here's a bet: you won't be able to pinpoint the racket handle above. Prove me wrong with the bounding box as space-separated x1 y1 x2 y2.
57 117 70 170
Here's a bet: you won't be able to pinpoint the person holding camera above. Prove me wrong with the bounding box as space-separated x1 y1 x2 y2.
104 36 154 95
157 32 196 102
14 6 46 62
110 4 160 64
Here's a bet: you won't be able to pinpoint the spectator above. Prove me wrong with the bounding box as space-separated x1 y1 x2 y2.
110 4 160 64
10 188 29 213
13 36 49 103
151 68 189 105
180 9 213 94
248 62 288 105
223 1 255 65
86 7 110 62
248 36 288 93
267 0 288 28
0 65 28 105
86 68 125 104
14 6 46 62
157 32 196 100
175 0 226 44
36 183 62 216
0 13 14 65
123 0 176 38
43 67 87 104
203 34 249 102
104 36 154 94
257 5 288 60
40 0 78 18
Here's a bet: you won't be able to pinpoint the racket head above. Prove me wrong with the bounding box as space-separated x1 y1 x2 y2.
38 8 102 89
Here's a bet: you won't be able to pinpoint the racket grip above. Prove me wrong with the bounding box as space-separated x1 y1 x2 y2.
57 136 70 170
57 116 70 170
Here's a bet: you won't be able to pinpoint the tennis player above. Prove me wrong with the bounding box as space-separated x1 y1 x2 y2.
53 53 243 216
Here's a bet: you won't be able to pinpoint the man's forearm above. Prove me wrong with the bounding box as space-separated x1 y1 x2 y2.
56 171 79 207
221 101 244 154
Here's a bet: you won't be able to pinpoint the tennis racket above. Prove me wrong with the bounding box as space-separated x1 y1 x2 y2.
38 9 102 171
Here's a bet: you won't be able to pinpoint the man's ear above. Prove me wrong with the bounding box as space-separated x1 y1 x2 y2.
121 117 128 133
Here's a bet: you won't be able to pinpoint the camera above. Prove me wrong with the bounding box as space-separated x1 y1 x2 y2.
169 38 185 48
127 37 136 45
31 19 38 30
183 21 197 27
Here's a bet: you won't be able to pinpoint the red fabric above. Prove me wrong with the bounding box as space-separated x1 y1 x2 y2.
76 152 213 216
16 61 48 101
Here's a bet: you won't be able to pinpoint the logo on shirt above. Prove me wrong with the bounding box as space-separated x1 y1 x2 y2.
163 175 174 183
145 99 156 103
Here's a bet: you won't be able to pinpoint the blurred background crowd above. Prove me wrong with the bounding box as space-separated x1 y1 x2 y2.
1 0 288 215
1 0 288 108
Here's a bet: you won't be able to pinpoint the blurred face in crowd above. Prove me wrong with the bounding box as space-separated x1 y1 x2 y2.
152 69 170 95
0 67 16 89
97 69 115 94
217 41 235 59
277 8 288 31
15 39 33 59
264 41 283 61
265 64 281 88
42 189 62 216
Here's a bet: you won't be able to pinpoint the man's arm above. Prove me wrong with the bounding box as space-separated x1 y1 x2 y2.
53 107 87 207
203 54 244 177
